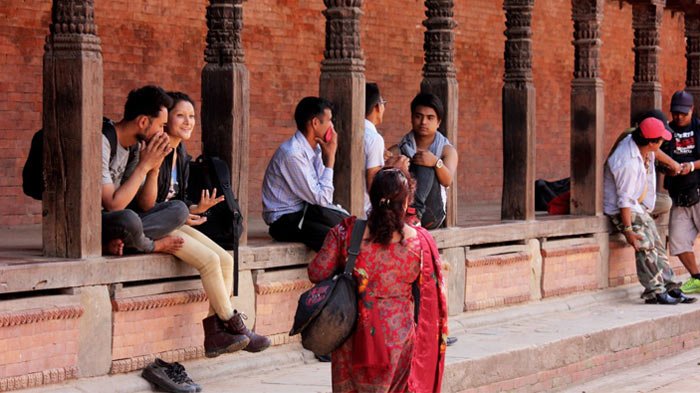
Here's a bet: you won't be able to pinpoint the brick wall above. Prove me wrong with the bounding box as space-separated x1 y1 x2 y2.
540 242 600 298
0 304 83 390
464 251 532 311
0 1 689 225
111 290 208 365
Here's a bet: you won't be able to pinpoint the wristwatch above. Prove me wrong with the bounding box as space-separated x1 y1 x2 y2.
435 159 444 169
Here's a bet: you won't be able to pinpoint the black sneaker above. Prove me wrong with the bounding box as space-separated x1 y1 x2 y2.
154 359 202 392
141 360 197 393
315 354 331 362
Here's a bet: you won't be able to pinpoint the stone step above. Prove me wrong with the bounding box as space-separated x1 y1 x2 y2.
19 285 700 393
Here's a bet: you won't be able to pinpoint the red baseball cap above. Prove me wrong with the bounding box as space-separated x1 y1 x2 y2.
639 117 672 141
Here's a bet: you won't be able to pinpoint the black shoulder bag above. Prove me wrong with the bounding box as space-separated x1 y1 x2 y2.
289 219 366 356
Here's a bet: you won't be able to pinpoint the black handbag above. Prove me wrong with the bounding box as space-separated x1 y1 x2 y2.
289 219 366 356
673 185 700 207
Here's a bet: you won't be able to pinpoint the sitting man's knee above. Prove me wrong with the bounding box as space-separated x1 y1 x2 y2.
118 209 143 234
168 200 189 227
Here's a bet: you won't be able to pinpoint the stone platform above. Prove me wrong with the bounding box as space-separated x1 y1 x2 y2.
1 212 690 391
17 284 700 393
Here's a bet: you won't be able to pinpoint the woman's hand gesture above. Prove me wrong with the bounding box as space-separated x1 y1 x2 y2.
190 188 225 214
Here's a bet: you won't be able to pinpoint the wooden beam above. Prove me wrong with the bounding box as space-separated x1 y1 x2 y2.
686 13 700 108
0 216 609 295
570 0 605 216
319 0 366 217
42 0 103 258
421 0 459 227
201 0 250 244
630 0 665 123
502 0 536 221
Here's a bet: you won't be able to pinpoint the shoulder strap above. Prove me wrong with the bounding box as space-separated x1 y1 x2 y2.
101 117 118 162
208 156 241 214
343 219 366 275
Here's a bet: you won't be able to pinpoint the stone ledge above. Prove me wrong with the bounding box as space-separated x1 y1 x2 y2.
540 244 599 258
110 346 204 375
0 305 83 327
443 294 700 392
111 289 207 312
255 279 313 295
466 252 530 267
542 283 598 298
465 294 531 311
0 367 77 392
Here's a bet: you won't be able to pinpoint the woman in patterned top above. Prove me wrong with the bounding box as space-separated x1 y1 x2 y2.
308 167 448 393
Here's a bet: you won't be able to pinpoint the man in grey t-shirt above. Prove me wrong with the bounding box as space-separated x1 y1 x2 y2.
101 86 188 255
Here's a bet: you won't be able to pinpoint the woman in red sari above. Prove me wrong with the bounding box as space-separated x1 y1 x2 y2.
308 168 448 393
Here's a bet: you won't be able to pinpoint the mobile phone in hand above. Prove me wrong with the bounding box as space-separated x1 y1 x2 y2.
324 127 333 143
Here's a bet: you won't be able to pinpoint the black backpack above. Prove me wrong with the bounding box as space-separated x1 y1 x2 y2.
188 155 244 295
22 118 121 200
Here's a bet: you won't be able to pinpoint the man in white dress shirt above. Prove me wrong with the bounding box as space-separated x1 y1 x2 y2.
604 116 693 304
262 96 348 251
363 83 387 218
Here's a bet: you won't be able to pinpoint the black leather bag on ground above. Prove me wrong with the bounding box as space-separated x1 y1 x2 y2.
289 219 366 356
672 185 700 207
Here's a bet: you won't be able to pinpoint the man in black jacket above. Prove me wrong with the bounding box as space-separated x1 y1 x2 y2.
662 90 700 294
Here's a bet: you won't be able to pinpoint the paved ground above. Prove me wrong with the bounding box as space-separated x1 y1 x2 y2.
21 285 700 393
560 347 700 393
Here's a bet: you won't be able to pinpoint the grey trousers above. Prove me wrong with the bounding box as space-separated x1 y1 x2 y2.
102 200 189 253
411 164 445 229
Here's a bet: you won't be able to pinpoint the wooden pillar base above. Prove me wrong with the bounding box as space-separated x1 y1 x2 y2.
201 63 250 244
570 79 604 216
319 71 366 217
502 84 536 221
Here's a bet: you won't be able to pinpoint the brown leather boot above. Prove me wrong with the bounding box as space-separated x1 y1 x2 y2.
202 315 250 358
223 310 271 352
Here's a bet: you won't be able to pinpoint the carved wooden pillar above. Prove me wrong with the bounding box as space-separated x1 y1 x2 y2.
421 0 459 227
685 13 700 109
502 0 536 221
201 0 250 244
570 0 605 216
630 0 665 123
43 0 103 258
319 0 366 217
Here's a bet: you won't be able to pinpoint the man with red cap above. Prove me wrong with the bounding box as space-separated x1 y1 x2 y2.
604 116 695 304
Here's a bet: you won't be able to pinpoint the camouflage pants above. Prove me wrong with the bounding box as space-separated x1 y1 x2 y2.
610 211 677 298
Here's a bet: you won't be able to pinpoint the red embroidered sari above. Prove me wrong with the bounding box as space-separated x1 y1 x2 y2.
307 217 448 393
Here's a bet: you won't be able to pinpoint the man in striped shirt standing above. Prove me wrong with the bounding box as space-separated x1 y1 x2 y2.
262 96 348 251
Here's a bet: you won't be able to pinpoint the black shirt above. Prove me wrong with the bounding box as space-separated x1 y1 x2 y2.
662 117 700 194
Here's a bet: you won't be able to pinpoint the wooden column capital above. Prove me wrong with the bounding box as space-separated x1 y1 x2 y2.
685 13 700 109
319 0 366 217
630 0 665 122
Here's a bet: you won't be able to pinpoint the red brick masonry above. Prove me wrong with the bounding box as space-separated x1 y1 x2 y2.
0 305 83 391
